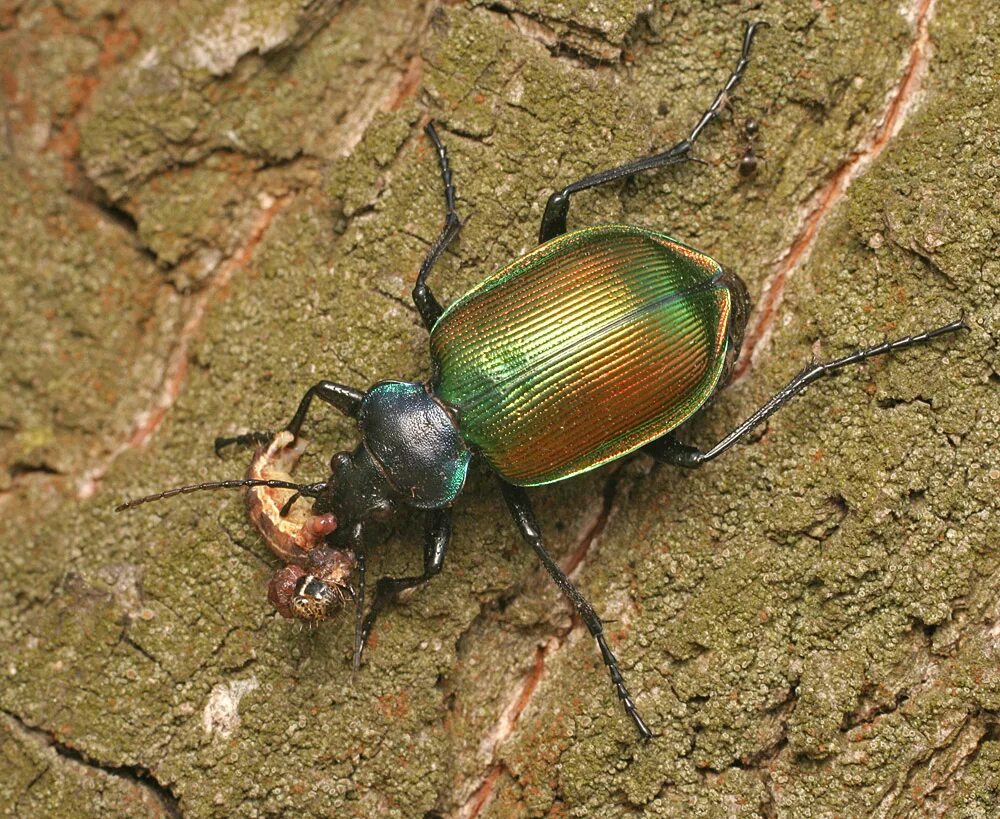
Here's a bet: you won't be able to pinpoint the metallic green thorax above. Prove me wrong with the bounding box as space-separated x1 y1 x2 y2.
429 225 735 485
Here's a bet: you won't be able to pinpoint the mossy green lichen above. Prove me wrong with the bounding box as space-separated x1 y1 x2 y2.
2 0 998 816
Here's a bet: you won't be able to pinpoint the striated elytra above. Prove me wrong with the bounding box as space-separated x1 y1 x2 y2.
116 22 965 740
431 224 748 487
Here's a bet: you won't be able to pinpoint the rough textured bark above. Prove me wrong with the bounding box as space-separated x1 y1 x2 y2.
1 1 998 816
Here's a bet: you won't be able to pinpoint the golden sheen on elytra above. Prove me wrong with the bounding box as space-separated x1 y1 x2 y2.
430 224 733 485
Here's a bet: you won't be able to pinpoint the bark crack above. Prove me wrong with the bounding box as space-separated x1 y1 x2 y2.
2 710 183 818
458 639 555 819
77 193 294 500
481 2 630 67
735 0 938 382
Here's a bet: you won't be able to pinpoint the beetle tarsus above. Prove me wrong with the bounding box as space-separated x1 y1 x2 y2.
598 633 654 740
412 121 464 331
687 21 768 145
214 430 275 456
537 20 767 243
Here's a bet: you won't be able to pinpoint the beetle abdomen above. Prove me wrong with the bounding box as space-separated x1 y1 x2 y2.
430 225 733 485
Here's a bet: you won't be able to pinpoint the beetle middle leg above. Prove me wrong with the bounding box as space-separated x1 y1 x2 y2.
537 20 766 243
355 508 452 665
215 380 364 454
645 318 967 468
412 122 463 331
498 481 653 740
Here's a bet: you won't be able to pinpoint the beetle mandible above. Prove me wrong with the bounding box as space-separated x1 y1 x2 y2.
117 22 965 740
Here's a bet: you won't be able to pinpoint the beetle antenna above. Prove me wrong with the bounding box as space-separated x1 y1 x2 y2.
114 479 329 512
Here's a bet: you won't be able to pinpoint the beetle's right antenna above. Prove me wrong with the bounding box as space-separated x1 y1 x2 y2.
114 479 329 512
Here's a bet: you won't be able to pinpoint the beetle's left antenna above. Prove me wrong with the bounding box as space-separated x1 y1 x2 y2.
114 479 329 512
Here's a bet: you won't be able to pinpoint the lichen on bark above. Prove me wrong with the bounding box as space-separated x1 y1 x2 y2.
1 0 998 817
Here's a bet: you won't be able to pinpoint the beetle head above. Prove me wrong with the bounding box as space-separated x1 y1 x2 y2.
309 446 397 540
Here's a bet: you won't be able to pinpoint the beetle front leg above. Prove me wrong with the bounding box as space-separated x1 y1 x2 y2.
412 122 463 331
355 508 452 666
646 318 967 468
537 20 766 243
215 380 365 454
498 480 653 740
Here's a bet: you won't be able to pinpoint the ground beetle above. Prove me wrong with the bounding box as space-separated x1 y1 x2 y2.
117 22 965 739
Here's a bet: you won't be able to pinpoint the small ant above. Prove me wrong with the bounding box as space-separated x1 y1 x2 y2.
739 117 761 178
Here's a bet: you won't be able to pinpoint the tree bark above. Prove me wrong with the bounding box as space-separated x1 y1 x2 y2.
1 1 998 816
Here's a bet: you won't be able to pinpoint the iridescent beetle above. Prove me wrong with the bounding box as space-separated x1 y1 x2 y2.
117 23 965 739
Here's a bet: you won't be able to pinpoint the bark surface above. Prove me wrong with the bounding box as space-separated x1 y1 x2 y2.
1 1 998 816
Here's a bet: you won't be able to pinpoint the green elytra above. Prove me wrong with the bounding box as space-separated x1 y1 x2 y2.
430 224 738 486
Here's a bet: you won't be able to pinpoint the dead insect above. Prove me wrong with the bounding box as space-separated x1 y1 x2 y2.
244 431 353 620
244 431 339 563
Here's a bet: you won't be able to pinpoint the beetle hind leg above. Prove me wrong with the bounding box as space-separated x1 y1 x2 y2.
412 122 463 332
537 20 767 243
645 317 967 468
499 480 653 740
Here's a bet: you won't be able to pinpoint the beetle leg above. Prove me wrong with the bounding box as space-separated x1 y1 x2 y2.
498 480 653 740
214 380 364 454
282 381 365 438
212 429 275 453
356 508 452 665
352 525 367 674
646 318 967 468
412 122 463 332
537 20 767 243
643 434 704 467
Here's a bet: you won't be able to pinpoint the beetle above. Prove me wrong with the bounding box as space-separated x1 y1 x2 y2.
116 22 965 739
